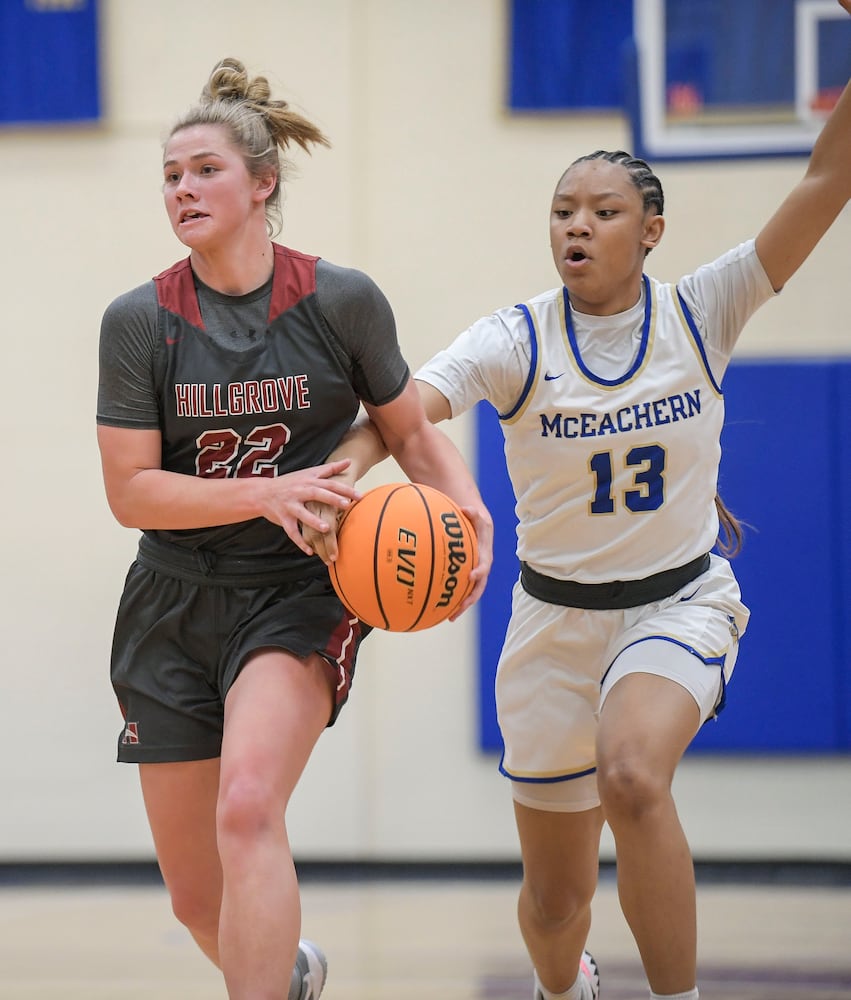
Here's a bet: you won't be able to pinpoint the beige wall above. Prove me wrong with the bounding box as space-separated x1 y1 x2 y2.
1 0 849 862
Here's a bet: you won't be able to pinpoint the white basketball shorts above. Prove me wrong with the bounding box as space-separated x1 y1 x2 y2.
496 554 749 812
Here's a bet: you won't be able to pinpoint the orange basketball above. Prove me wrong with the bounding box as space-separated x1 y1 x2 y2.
328 482 478 632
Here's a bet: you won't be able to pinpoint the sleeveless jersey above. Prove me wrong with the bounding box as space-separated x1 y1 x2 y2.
501 276 723 582
148 244 360 564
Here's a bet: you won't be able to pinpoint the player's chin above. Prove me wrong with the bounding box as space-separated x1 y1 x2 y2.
173 222 212 251
172 227 197 251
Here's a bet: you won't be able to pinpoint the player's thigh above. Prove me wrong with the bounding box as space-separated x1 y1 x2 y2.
597 668 702 783
139 758 222 910
598 597 740 774
514 800 604 910
221 648 335 807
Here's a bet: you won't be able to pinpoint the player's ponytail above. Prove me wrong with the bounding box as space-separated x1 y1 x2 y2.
168 58 331 237
714 494 744 557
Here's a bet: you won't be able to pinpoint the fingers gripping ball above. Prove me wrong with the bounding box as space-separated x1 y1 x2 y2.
329 483 478 631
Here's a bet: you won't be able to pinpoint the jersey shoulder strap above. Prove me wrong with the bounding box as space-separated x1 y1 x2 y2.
153 257 202 328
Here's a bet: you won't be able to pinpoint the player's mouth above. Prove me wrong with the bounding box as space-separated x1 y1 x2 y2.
563 246 590 267
179 209 208 224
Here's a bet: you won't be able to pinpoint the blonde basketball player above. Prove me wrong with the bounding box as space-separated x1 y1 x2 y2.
97 57 491 1000
307 8 851 997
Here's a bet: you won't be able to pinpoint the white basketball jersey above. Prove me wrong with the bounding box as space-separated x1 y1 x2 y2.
502 276 722 582
416 241 776 585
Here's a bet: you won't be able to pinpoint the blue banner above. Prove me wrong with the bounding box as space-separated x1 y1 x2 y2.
1 0 100 125
509 0 633 111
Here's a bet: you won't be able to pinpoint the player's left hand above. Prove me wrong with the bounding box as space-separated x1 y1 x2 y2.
448 502 494 620
302 499 343 564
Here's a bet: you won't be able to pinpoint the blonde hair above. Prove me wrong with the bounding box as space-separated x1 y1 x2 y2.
168 57 330 236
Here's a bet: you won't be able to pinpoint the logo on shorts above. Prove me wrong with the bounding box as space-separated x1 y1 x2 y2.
121 722 140 745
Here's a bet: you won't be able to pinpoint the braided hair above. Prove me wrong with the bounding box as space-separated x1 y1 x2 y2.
569 149 664 217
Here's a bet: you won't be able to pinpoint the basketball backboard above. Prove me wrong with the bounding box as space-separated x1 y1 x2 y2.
628 0 850 160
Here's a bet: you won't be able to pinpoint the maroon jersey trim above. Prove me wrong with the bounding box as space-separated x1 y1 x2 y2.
152 245 319 329
269 244 318 323
153 257 204 329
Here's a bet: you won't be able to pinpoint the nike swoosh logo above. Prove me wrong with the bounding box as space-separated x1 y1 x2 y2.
544 372 564 381
165 337 181 345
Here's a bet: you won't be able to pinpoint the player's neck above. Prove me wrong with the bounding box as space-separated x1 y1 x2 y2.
189 236 275 297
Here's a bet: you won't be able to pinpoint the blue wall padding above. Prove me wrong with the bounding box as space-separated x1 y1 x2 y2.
476 359 851 754
836 363 851 749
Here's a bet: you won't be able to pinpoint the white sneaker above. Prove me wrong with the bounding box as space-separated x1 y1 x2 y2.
579 950 600 1000
289 939 327 1000
534 951 600 1000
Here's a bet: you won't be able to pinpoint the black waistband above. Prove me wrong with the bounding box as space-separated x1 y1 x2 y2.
520 553 711 610
136 534 323 587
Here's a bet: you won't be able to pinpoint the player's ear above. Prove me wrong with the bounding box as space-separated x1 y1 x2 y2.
254 167 278 202
642 212 665 253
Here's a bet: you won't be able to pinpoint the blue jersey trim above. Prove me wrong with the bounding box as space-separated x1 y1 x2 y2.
498 303 539 421
601 634 727 683
563 274 651 386
498 750 597 784
676 287 723 395
599 634 729 719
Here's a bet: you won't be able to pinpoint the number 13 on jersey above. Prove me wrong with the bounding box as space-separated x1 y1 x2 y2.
588 444 666 515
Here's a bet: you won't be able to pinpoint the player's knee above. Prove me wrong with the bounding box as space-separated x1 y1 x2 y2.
597 753 669 827
168 880 219 939
216 771 281 853
522 872 593 930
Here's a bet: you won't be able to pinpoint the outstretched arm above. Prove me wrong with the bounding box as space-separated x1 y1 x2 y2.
756 3 851 290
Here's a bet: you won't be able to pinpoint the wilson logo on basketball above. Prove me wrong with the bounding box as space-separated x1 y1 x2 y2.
435 511 470 608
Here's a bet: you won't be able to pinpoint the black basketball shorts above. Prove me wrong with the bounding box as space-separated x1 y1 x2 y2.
110 559 369 763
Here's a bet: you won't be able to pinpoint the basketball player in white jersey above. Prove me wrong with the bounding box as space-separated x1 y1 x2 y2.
307 9 851 998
